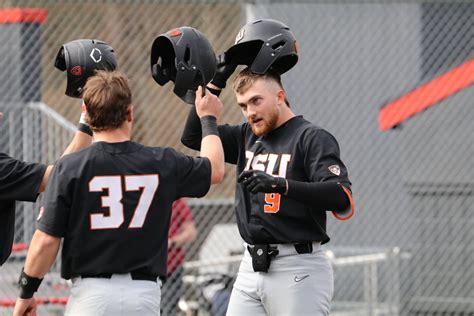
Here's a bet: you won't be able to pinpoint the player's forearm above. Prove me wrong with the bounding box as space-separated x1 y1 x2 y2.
181 105 203 150
38 165 53 193
23 230 61 278
201 135 225 184
62 130 93 157
286 180 352 213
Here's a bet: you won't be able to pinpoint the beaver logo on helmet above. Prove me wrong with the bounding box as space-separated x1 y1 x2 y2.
150 26 217 104
70 66 82 76
55 39 118 98
235 28 245 44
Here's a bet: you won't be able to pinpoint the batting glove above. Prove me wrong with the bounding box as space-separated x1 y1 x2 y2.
210 52 238 89
238 170 287 194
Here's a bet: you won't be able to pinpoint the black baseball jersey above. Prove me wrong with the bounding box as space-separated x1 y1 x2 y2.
37 141 211 279
0 153 46 265
218 116 351 245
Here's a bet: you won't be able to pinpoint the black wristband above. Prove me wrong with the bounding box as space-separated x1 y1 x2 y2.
200 115 219 138
207 87 222 97
78 123 93 136
18 268 43 299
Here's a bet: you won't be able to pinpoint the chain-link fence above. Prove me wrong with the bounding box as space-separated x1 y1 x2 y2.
1 1 473 315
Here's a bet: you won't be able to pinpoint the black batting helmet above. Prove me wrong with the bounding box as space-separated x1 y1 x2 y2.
226 19 298 75
150 27 217 104
55 39 118 98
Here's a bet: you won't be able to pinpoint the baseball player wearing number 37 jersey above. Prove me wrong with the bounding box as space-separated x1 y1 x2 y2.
13 72 225 316
182 67 354 315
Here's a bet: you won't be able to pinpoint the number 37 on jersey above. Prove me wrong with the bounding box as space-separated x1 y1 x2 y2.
89 175 159 230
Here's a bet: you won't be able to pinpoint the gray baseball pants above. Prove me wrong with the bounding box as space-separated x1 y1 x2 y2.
226 242 333 316
65 273 162 316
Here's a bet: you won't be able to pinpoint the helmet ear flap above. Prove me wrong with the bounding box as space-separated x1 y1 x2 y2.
173 58 198 97
151 63 170 86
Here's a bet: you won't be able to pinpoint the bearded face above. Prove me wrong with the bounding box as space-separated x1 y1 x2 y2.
248 105 279 136
236 79 283 137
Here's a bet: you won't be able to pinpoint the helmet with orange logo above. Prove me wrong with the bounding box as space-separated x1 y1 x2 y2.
226 19 298 75
150 27 217 104
55 39 118 98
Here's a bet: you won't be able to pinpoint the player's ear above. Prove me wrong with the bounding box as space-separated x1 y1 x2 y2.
277 89 286 106
127 105 133 122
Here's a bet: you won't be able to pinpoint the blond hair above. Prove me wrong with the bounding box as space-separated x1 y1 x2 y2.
232 67 290 107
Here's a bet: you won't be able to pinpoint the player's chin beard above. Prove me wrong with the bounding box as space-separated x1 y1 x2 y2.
251 112 279 137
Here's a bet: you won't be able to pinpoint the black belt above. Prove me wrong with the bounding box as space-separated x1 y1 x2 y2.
247 242 314 256
294 242 313 254
81 271 159 283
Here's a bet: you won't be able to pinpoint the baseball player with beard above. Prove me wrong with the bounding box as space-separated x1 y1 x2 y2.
181 19 355 315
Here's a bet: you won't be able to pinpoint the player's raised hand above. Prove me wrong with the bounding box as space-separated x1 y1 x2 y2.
13 297 37 316
210 52 238 89
195 86 223 120
238 170 287 194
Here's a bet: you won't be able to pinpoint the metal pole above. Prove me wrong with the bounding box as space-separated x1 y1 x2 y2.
364 264 373 316
22 107 29 242
392 247 401 316
370 262 378 315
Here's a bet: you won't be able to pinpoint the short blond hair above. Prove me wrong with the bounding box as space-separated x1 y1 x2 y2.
83 71 132 132
232 67 290 107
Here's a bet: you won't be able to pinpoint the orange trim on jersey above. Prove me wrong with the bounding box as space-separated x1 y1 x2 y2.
331 185 354 221
379 57 474 131
0 8 48 24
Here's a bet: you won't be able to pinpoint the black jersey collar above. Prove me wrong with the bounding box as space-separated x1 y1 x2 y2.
263 115 303 138
93 141 144 154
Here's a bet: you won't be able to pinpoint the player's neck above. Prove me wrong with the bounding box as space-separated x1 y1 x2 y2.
93 125 131 143
275 106 295 129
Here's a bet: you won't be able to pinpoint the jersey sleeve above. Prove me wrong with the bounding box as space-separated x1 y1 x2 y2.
303 129 354 220
303 129 351 186
218 124 242 165
174 151 212 199
0 153 46 202
0 201 16 265
37 160 73 237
